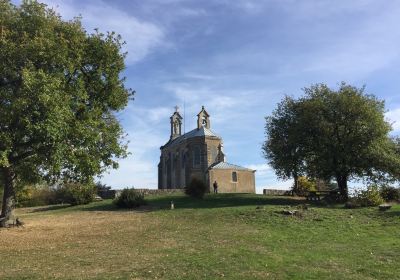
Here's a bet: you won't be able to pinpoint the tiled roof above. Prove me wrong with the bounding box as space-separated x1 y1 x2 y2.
209 162 255 171
163 126 220 148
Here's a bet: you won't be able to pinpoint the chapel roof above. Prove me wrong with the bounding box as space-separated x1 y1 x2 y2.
209 162 255 172
162 126 220 148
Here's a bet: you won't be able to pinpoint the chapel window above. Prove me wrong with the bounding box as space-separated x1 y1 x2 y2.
232 171 238 182
202 116 207 127
193 146 201 167
181 151 186 168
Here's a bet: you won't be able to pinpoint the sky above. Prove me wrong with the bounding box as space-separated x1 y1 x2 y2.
13 0 400 193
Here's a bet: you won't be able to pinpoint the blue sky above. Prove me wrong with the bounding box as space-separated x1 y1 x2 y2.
14 0 400 192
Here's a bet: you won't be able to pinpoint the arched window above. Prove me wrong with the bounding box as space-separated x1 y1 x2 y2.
232 171 238 182
202 116 207 127
193 146 201 167
181 150 186 168
211 146 218 163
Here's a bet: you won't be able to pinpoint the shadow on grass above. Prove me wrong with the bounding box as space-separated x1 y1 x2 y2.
28 204 72 213
383 210 400 217
133 193 313 211
21 194 340 214
80 200 161 213
77 193 340 213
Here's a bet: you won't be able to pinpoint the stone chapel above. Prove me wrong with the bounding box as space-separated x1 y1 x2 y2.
158 106 256 193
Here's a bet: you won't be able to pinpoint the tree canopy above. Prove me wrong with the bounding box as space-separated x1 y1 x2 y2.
0 0 132 226
263 82 400 199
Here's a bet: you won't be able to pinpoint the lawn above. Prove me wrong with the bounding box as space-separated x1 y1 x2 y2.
0 193 399 279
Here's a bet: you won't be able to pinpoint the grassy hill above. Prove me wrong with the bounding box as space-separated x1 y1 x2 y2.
0 193 399 279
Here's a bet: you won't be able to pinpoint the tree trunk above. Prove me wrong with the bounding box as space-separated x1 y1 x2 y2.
293 175 298 196
336 175 348 201
0 167 16 228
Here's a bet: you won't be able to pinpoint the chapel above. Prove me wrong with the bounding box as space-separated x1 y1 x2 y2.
158 106 256 193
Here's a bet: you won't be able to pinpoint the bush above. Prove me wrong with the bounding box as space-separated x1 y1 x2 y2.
380 185 400 202
344 200 360 209
13 182 95 207
324 191 345 203
185 177 208 199
353 185 384 207
15 184 59 207
113 188 146 208
57 182 96 206
292 176 317 196
16 184 58 207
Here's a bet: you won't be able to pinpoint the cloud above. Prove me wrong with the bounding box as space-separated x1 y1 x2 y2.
386 108 400 132
40 0 165 64
101 106 168 188
101 158 157 188
165 83 260 125
245 163 270 175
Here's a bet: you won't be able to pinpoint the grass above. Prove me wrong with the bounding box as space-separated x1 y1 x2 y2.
0 193 399 279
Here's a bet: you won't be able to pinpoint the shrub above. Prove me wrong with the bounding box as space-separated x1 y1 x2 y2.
353 185 384 207
57 182 96 206
344 200 360 209
380 185 400 202
95 182 116 199
292 176 317 196
113 188 146 208
16 184 58 207
324 191 345 203
185 177 208 199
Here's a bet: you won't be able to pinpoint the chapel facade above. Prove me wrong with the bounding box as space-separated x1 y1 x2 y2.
158 106 256 193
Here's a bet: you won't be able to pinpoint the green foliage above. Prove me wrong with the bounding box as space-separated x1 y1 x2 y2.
15 182 95 207
292 176 317 196
113 188 146 208
57 182 95 206
264 82 400 199
263 96 305 181
380 185 400 202
353 185 384 207
0 0 132 211
15 184 56 207
185 177 208 199
95 182 112 192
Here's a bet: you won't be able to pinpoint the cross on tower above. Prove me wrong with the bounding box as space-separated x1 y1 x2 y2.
174 105 179 112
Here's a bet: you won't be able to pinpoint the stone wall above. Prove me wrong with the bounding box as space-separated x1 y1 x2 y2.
134 188 184 196
263 189 291 196
98 188 184 199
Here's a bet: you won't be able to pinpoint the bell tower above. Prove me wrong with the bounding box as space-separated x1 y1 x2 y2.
197 106 210 129
170 106 183 140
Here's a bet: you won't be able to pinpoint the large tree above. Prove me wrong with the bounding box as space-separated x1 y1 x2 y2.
264 82 400 199
0 0 132 226
262 96 306 191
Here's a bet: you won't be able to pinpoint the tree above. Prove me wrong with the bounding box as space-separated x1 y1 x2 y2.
0 0 132 226
264 82 400 200
262 96 306 191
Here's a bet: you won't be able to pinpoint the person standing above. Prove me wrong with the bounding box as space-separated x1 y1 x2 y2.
213 181 218 194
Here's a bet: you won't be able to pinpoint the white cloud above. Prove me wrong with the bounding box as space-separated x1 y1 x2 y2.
245 163 270 175
101 158 157 188
293 2 400 79
100 103 172 189
386 108 400 132
165 83 259 126
41 0 165 64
